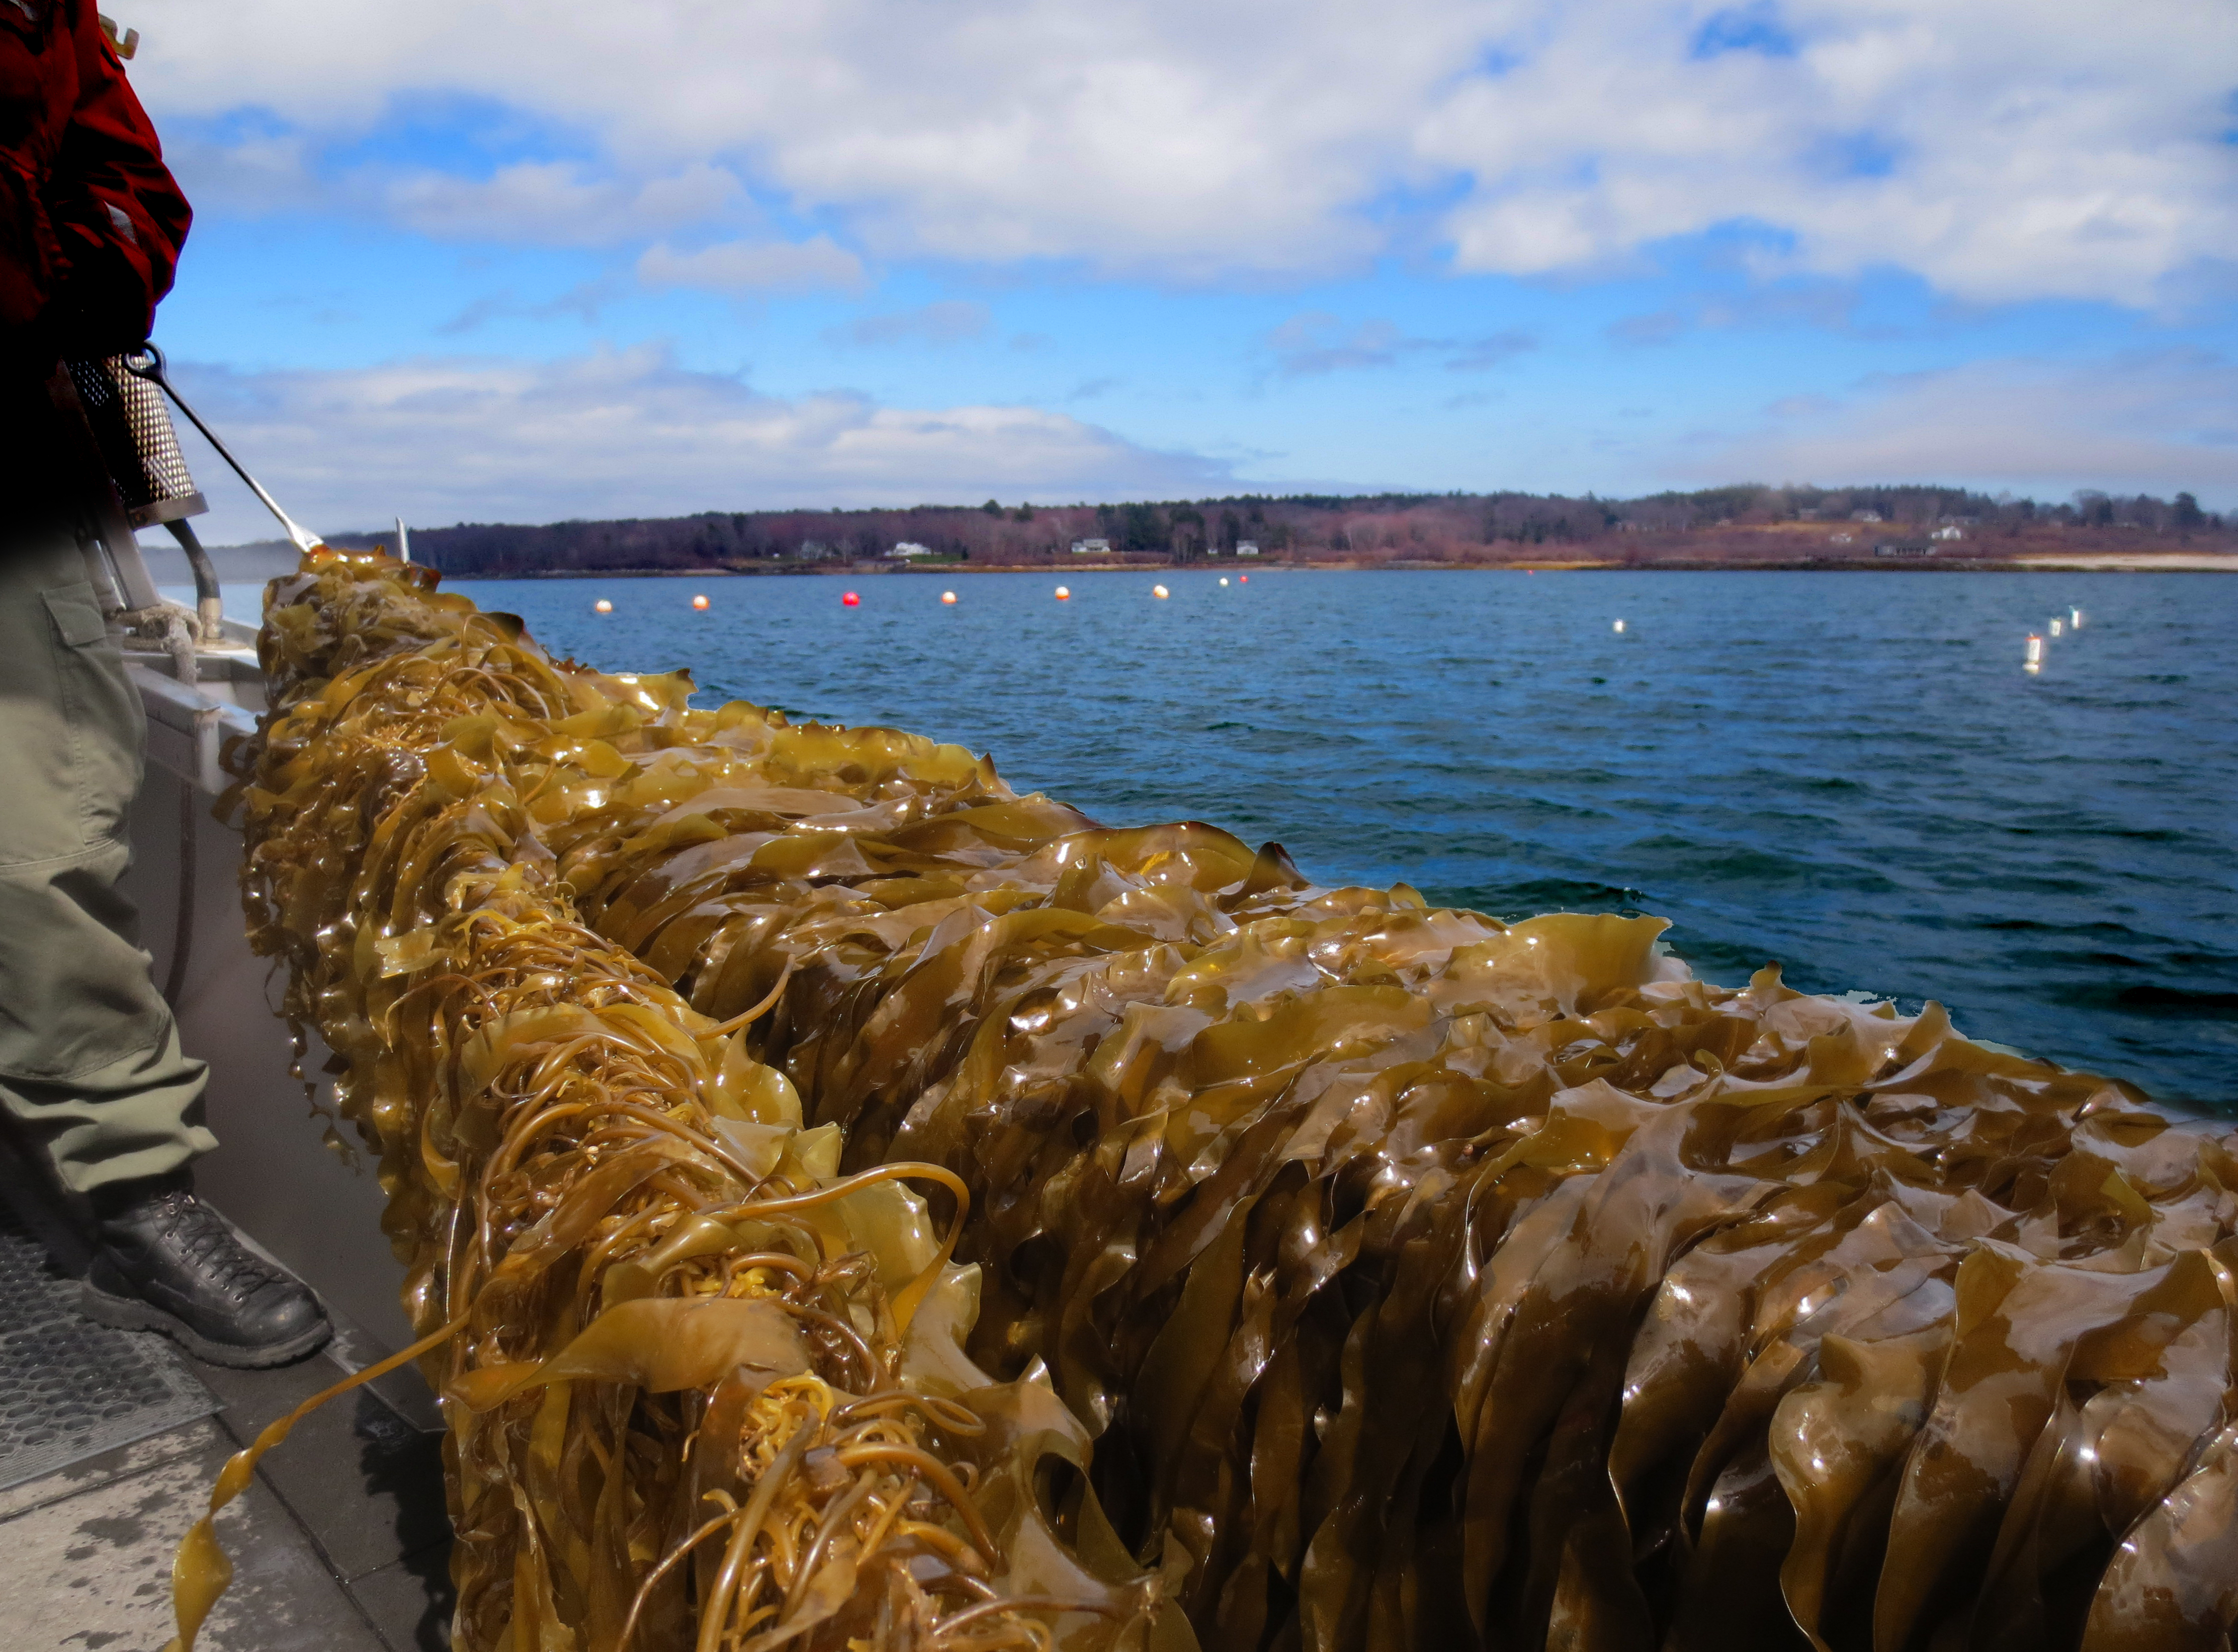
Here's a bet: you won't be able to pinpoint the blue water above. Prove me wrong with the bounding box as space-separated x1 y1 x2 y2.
386 570 2233 1109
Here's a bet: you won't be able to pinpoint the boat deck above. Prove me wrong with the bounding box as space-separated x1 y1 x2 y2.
0 1136 451 1652
0 640 456 1652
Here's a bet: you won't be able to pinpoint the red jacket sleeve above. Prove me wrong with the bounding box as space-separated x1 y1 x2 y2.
44 0 193 356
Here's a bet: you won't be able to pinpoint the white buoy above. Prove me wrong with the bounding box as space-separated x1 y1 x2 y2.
1219 577 1229 586
2070 607 2084 628
1613 619 1626 633
1152 584 1169 599
594 598 612 614
2050 618 2064 637
2024 634 2044 673
941 590 957 605
1054 586 1070 601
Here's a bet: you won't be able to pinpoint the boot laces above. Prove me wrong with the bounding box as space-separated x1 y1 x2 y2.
154 1190 280 1300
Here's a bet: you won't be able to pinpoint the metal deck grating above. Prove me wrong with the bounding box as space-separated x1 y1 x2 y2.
0 1198 216 1492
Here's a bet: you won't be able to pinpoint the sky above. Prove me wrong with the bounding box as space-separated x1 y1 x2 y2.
118 0 2238 543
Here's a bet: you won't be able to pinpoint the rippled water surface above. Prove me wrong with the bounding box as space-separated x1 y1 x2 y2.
440 568 2237 1109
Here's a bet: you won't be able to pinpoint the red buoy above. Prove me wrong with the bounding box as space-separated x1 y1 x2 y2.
842 591 861 607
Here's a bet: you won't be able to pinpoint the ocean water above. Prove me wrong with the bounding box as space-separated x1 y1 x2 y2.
407 569 2234 1111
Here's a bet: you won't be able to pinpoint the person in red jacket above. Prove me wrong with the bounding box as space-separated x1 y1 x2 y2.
1 1 328 1366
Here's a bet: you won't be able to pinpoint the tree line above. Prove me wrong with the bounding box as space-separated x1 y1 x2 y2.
260 485 2230 575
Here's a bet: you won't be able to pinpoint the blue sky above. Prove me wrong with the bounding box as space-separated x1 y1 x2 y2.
122 0 2238 542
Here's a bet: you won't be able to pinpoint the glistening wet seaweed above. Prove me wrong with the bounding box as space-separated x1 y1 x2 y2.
177 553 2238 1652
170 553 1175 1652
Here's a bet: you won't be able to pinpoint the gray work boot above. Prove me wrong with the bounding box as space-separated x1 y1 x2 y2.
79 1170 331 1367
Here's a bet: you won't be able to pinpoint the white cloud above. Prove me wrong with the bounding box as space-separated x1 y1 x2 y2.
1692 350 2238 505
636 237 867 294
157 346 1229 542
125 0 2232 301
380 162 738 248
158 130 318 216
1267 313 1413 376
1421 1 2238 305
1263 312 1538 375
830 302 992 347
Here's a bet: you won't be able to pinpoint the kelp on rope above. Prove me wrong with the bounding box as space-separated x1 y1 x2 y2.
183 552 1180 1652
206 550 2238 1652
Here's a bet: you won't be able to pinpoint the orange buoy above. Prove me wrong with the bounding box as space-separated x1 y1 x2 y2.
594 599 613 614
692 594 710 610
1054 586 1070 600
1152 584 1169 598
941 590 957 605
842 591 861 607
1238 575 1248 583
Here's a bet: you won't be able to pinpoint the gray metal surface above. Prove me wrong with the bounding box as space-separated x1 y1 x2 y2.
0 1198 216 1492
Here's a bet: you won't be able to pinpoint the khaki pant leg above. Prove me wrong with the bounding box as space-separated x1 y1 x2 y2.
0 522 213 1194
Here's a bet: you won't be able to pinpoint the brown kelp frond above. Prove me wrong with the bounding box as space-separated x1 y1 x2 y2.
201 548 2238 1652
179 550 1173 1652
621 794 2238 1652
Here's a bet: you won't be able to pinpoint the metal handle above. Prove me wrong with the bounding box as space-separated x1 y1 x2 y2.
123 345 325 556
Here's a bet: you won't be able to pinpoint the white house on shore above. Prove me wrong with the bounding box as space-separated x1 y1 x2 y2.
1235 541 1261 557
888 542 934 559
1071 538 1111 556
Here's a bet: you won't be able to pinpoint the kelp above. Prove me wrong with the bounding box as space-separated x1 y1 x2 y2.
174 552 1181 1652
199 549 2238 1652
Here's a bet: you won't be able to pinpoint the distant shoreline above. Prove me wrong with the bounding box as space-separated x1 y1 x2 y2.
153 546 2238 584
427 553 2238 578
